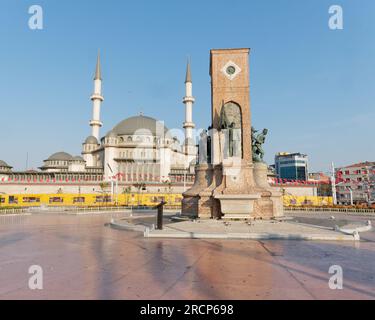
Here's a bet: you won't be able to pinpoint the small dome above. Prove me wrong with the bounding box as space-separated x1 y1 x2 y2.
84 136 98 144
47 152 73 161
0 160 11 167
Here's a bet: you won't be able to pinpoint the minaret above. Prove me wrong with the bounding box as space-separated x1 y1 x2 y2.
182 59 195 154
89 52 104 140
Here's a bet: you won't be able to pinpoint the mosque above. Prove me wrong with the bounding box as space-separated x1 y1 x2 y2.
0 54 197 194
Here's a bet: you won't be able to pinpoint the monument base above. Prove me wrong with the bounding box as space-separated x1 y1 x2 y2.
253 162 284 218
214 194 261 219
182 161 284 220
181 163 213 218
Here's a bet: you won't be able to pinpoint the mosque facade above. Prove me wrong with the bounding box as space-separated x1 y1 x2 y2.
0 54 197 194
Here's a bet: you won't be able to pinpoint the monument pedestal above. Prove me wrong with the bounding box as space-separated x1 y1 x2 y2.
183 161 284 220
181 163 213 218
253 162 284 218
212 161 283 220
214 194 261 219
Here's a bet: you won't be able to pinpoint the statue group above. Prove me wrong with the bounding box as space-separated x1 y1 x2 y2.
251 127 268 163
196 98 268 165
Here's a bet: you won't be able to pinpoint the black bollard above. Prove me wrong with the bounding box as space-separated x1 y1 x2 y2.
156 201 167 230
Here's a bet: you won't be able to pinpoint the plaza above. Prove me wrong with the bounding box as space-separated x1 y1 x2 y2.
1 1 374 304
0 210 374 300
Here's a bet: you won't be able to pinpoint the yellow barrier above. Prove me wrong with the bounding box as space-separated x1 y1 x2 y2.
283 195 333 207
0 193 332 208
0 193 184 208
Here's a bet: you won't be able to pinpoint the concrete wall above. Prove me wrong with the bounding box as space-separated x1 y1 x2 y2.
280 185 317 197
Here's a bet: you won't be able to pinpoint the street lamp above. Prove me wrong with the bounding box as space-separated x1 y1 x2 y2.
331 162 337 205
346 186 353 206
106 163 116 203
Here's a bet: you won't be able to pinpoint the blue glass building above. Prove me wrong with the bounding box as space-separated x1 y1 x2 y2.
275 152 308 181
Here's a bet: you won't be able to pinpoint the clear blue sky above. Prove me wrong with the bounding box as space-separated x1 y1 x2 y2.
1 0 374 173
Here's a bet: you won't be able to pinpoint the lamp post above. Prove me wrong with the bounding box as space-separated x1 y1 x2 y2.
107 163 115 203
331 162 337 205
364 182 371 206
347 186 353 206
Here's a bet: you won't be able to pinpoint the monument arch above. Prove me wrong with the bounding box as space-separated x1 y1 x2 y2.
219 101 243 159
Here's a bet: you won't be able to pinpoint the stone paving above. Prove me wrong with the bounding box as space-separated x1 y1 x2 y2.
0 211 374 299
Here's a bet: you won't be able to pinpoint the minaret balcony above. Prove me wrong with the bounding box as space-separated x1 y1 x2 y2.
183 96 195 103
89 120 103 127
90 94 104 101
183 121 195 129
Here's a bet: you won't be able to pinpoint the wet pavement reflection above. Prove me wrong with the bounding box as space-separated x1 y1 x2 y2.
0 212 374 299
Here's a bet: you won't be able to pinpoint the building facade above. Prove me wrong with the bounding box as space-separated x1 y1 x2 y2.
275 152 308 181
335 162 375 205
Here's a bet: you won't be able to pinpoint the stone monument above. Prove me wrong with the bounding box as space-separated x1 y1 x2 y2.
182 48 283 219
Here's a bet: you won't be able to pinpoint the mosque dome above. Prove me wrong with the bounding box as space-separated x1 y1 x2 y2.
105 130 117 138
110 115 171 138
84 136 99 144
47 152 73 161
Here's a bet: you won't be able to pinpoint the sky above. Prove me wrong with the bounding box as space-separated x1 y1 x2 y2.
1 0 374 173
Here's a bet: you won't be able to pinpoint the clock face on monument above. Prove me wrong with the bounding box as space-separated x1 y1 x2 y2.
221 60 241 80
226 66 236 75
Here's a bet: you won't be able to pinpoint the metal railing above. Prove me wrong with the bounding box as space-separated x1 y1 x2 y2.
284 207 375 214
0 208 29 214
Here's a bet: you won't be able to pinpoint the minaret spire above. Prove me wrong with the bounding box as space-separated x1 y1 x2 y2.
94 50 102 80
182 58 195 155
185 58 192 83
90 51 104 140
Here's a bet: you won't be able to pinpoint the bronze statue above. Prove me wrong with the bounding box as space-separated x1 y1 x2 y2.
220 103 242 158
198 129 208 164
228 122 235 157
207 130 212 164
219 105 230 130
252 127 268 162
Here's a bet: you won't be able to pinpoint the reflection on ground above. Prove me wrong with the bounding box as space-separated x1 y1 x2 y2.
0 211 374 299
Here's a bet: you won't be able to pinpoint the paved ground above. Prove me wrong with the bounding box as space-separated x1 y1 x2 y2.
0 211 374 299
288 212 375 242
140 218 357 240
